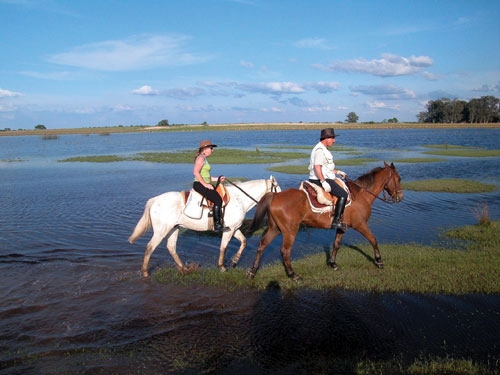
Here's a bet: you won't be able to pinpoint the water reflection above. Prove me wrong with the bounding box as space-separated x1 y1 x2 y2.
0 128 499 373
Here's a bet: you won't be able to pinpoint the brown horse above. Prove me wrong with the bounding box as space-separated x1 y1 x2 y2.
247 162 403 281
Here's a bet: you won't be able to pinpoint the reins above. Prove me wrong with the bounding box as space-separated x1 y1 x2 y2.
346 169 400 204
224 178 277 203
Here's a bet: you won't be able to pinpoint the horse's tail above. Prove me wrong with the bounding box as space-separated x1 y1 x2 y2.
128 197 154 244
247 192 275 235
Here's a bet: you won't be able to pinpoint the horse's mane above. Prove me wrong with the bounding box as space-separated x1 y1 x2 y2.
352 166 384 190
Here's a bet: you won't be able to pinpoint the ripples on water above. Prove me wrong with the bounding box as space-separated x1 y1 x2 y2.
1 129 499 373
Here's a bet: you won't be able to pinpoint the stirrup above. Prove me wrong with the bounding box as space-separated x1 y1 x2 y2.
214 224 230 233
330 221 346 231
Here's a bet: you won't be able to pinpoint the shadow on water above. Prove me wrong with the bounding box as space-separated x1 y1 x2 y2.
1 261 499 374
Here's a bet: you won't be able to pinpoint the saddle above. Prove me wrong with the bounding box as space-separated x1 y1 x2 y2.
181 184 230 209
299 179 351 214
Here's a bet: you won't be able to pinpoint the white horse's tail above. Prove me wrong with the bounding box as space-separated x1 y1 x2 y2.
128 197 154 244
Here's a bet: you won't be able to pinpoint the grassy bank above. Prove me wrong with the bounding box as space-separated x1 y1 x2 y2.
2 122 500 137
154 220 500 294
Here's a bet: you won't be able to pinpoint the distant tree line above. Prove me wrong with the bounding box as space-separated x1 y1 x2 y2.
418 96 500 123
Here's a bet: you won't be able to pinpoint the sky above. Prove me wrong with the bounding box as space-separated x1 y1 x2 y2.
1 0 499 129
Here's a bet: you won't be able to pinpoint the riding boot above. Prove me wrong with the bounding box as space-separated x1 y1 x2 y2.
213 205 230 232
331 196 347 231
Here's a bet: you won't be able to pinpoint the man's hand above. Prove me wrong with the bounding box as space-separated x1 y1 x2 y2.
336 170 347 179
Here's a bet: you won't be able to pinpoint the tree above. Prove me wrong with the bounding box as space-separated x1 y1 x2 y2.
419 96 499 124
157 119 169 127
345 112 359 123
35 124 46 130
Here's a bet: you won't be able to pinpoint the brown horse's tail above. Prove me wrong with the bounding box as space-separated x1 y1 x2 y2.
128 197 154 244
247 192 275 235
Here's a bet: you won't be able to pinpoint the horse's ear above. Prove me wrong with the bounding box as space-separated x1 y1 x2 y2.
384 161 389 167
390 162 395 168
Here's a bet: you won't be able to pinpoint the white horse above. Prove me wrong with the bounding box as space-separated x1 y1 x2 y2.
128 176 280 277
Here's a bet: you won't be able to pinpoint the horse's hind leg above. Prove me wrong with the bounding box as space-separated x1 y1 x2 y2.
328 230 345 270
280 231 301 281
142 231 166 277
166 229 192 273
248 225 280 278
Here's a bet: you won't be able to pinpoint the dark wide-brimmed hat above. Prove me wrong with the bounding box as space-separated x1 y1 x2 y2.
320 128 338 140
198 140 218 150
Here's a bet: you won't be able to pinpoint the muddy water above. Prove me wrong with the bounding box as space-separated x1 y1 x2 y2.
1 128 499 373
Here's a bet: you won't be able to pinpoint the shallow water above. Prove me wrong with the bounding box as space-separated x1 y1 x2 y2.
1 128 499 373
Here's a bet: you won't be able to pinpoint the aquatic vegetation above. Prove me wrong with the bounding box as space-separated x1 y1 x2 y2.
59 155 128 162
402 179 496 193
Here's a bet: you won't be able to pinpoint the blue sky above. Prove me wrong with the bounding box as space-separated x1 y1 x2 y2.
1 0 499 129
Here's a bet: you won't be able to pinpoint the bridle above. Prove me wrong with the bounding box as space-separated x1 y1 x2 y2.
347 168 401 204
225 177 279 204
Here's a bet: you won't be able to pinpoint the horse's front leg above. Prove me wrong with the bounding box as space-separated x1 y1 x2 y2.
217 231 234 272
230 229 246 268
328 230 345 271
355 222 384 268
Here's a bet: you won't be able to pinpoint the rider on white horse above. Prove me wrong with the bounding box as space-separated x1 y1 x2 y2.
192 140 230 232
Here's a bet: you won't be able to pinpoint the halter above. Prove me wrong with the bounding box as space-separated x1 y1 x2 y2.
348 167 401 204
225 177 279 203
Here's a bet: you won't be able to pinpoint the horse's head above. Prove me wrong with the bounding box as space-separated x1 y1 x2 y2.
384 162 403 203
268 175 281 193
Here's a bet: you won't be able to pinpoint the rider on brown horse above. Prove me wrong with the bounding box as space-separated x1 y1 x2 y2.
308 128 348 231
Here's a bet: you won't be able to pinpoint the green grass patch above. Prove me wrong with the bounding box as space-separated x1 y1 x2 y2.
134 149 309 164
402 178 497 193
423 144 478 149
58 155 128 162
154 221 500 294
422 148 500 157
267 165 308 174
267 158 377 174
393 157 445 163
59 149 309 164
1 158 24 163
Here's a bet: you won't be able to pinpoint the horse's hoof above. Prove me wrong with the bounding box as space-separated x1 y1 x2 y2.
141 270 149 278
219 265 227 273
178 263 200 274
231 261 238 268
290 273 302 282
247 270 256 279
374 259 384 269
328 261 339 271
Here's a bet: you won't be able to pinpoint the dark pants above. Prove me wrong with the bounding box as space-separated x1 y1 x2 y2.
193 181 222 206
309 179 348 200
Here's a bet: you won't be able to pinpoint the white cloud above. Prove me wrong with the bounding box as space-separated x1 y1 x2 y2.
422 71 440 81
315 53 433 77
305 81 341 93
164 87 206 99
0 88 23 98
294 38 333 50
112 104 134 112
366 101 400 110
261 107 284 113
132 85 160 96
240 60 254 68
235 81 305 95
351 84 416 99
48 34 209 71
